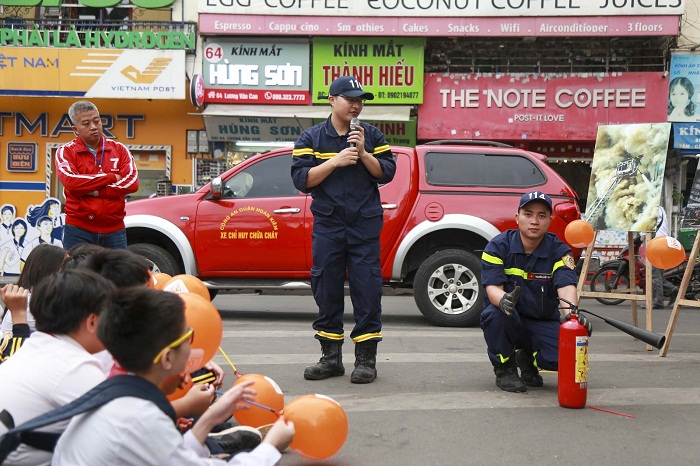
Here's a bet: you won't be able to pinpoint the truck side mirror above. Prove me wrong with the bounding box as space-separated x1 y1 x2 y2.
210 176 223 198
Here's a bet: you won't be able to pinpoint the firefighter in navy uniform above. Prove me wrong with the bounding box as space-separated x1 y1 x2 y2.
291 76 396 384
480 191 592 393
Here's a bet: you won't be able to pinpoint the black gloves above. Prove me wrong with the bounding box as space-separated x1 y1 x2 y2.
499 286 521 316
562 312 593 336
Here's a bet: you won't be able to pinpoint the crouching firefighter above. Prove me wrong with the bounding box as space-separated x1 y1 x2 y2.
480 191 592 393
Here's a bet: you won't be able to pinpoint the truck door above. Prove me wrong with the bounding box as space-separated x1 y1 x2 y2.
193 152 309 275
378 150 413 262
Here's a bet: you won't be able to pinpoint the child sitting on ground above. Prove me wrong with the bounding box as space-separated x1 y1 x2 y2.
0 244 66 362
0 269 114 466
52 287 294 465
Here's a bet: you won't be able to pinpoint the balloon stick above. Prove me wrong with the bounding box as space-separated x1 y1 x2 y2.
215 391 281 416
218 346 243 378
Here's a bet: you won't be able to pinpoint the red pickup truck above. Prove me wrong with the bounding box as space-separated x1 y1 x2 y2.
125 141 580 327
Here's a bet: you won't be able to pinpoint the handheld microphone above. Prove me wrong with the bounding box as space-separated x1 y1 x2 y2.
349 117 360 147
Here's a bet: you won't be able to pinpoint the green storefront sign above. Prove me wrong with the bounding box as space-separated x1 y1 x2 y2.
312 37 424 105
0 28 194 49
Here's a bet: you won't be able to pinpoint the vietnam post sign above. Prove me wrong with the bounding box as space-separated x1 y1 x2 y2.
0 48 185 99
312 37 424 105
202 39 310 105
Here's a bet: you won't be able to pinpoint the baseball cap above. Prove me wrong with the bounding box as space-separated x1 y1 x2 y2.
519 191 552 212
328 76 374 100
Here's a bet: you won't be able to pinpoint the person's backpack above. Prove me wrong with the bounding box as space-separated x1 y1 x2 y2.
0 375 176 464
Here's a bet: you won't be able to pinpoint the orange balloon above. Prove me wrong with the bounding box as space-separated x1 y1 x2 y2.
646 235 686 269
166 373 193 402
565 219 595 248
151 272 172 290
233 374 285 427
284 394 348 460
179 292 222 372
164 274 211 301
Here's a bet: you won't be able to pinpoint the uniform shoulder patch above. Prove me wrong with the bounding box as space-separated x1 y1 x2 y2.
562 254 575 270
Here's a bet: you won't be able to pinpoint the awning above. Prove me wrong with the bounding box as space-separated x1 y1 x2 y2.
197 104 412 122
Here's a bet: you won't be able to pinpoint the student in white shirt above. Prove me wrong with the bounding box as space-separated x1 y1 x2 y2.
0 269 114 466
53 287 295 465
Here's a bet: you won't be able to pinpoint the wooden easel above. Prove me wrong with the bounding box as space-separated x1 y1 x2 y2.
576 231 655 351
660 231 700 356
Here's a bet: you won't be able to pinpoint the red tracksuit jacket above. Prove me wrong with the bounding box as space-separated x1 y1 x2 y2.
55 136 139 234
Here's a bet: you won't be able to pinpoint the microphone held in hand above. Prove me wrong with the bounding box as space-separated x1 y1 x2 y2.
349 117 360 147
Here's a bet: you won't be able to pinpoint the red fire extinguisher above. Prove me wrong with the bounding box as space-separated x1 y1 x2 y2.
558 312 589 409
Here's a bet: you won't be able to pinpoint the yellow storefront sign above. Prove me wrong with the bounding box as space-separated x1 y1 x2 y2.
0 47 184 99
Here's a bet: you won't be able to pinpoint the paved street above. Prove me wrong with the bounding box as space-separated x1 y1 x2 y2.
212 292 700 466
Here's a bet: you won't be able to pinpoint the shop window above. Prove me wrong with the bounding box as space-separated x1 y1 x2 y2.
50 145 170 202
195 159 228 190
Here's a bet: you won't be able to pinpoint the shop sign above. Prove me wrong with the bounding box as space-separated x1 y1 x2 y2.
310 117 417 147
200 14 679 37
418 72 667 141
6 142 37 172
0 48 185 99
668 53 700 123
312 37 423 105
0 111 144 138
190 74 205 107
197 0 684 17
204 116 312 142
202 39 310 104
0 29 195 50
673 123 700 149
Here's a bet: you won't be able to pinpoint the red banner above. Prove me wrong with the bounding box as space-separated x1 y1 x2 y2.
418 73 668 141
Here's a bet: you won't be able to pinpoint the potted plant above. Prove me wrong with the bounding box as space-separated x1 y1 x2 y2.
672 186 683 213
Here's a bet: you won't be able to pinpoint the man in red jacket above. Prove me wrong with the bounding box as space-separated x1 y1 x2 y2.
56 101 139 249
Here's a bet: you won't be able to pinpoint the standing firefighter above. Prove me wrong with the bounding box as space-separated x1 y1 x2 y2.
291 76 396 384
480 191 592 393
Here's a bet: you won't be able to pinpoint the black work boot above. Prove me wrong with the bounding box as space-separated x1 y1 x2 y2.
350 340 378 384
493 357 527 393
304 340 344 380
515 349 543 387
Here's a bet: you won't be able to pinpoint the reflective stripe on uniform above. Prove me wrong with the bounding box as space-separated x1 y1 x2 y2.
316 331 344 341
504 268 528 279
352 332 382 343
485 250 558 281
373 144 391 156
552 260 565 273
482 252 503 265
292 148 337 160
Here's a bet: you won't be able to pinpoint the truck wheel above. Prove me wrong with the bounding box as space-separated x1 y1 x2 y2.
413 249 484 327
128 243 180 276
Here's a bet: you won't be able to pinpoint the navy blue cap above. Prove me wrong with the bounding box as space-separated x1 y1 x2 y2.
328 76 374 100
519 191 552 212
